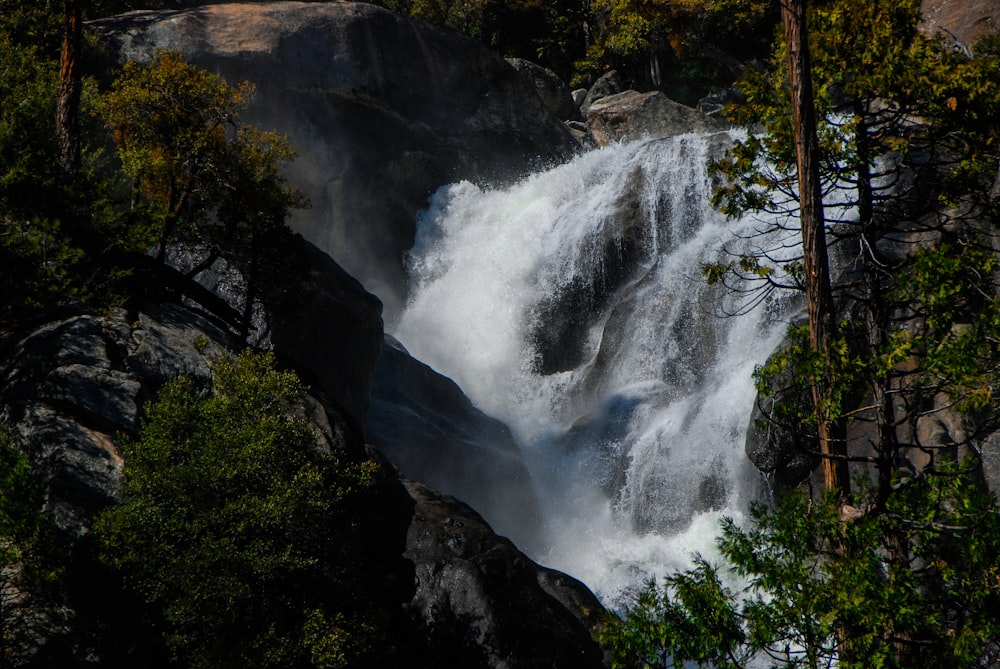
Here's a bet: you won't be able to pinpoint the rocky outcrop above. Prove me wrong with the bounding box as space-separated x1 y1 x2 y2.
0 231 605 666
0 297 605 667
399 480 606 669
744 392 819 489
367 338 542 549
268 240 384 427
580 70 625 116
587 90 724 146
91 2 580 321
528 163 655 374
920 0 999 55
507 57 578 120
0 305 238 540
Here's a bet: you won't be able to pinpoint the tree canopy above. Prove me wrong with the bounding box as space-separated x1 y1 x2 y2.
604 0 1000 666
94 351 386 669
0 433 63 669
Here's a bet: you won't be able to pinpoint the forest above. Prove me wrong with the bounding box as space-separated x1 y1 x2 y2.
2 0 1000 667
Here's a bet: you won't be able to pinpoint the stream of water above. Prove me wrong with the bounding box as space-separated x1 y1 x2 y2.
394 132 799 605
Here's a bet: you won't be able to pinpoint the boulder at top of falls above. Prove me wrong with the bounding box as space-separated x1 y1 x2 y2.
587 90 724 146
91 2 580 321
580 70 625 116
506 57 579 120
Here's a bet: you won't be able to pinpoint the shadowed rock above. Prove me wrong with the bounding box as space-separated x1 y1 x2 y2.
91 2 579 321
367 338 542 550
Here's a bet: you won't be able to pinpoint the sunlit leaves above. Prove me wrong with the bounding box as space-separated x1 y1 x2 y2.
99 50 252 234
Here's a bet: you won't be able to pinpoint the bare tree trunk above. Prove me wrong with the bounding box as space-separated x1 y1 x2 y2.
57 0 82 177
780 0 849 495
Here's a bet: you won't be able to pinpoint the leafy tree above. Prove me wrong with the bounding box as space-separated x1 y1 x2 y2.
604 0 1000 666
0 16 83 320
602 469 1000 669
99 50 254 261
0 4 158 322
0 432 64 669
93 351 386 669
579 0 776 100
99 51 305 336
706 0 1000 503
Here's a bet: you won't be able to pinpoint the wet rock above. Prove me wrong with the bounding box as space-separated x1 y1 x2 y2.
367 339 542 549
587 90 723 146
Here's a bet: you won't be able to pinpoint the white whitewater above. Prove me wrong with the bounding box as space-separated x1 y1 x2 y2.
394 132 797 606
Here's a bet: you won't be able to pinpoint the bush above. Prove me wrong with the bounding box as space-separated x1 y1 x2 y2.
94 351 385 669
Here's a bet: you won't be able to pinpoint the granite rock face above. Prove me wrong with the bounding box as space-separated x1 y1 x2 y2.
507 57 578 120
587 90 723 146
0 235 604 667
91 1 579 320
920 0 999 55
367 338 542 549
399 479 606 669
0 299 605 668
0 305 236 540
267 239 385 428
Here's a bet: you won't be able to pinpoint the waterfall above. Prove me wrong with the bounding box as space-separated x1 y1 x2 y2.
394 131 797 606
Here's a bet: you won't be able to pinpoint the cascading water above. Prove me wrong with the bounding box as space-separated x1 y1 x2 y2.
394 131 798 606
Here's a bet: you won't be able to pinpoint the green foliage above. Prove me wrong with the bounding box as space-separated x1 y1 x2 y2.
0 6 162 322
99 51 252 254
708 0 1000 458
603 470 1000 668
619 3 1000 667
578 0 776 99
891 241 1000 414
711 0 1000 235
93 351 385 669
99 50 305 333
0 430 64 666
0 26 77 318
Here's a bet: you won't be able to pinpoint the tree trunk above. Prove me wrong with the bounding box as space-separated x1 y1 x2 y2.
853 99 899 510
57 0 83 177
780 0 849 495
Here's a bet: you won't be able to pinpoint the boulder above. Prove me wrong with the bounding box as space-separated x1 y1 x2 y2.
91 2 580 321
580 70 625 116
507 57 578 120
920 0 999 56
744 392 819 489
697 86 746 117
586 90 724 146
367 338 541 549
399 479 606 669
0 305 237 539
